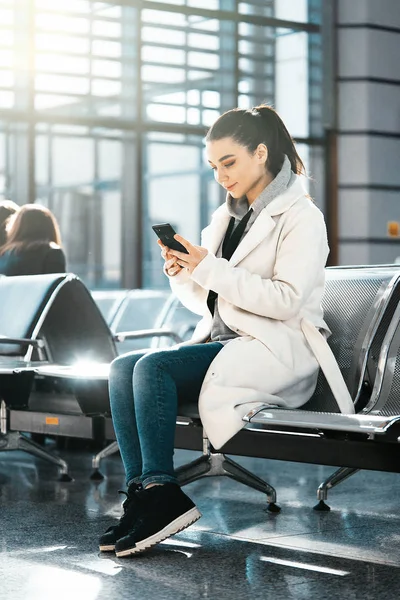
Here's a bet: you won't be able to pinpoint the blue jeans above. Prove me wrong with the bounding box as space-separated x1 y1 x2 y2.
109 342 223 488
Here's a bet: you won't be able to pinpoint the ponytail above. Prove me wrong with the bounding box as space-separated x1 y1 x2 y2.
206 105 305 177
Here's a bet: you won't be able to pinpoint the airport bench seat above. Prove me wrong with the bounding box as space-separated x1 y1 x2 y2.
73 265 400 509
3 266 400 511
0 274 180 480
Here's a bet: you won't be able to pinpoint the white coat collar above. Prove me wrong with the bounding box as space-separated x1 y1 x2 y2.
201 176 307 266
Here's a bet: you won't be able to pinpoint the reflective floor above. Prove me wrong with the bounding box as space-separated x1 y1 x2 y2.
1 444 400 599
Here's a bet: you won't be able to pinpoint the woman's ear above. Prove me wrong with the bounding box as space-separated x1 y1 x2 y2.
256 143 268 165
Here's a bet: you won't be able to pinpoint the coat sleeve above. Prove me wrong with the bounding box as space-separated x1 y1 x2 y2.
43 247 67 274
190 206 329 321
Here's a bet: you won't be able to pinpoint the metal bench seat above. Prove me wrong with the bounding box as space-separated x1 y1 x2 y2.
244 407 400 435
239 267 400 509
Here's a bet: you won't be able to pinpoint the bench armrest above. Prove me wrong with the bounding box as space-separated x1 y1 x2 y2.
243 405 400 435
114 328 183 344
0 335 44 348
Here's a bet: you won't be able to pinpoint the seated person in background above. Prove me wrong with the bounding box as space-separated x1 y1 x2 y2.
0 203 66 275
0 199 19 248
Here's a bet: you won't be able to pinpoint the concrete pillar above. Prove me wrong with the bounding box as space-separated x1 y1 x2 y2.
336 0 400 264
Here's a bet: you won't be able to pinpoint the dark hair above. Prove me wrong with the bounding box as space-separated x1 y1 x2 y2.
0 203 62 256
206 105 305 177
0 200 19 247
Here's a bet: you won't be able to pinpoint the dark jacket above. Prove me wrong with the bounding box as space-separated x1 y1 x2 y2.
0 242 66 276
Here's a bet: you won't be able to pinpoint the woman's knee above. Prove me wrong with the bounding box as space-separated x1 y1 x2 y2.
110 352 141 382
134 352 173 388
134 351 159 376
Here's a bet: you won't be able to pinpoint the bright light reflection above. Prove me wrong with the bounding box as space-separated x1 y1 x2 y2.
160 539 201 548
13 545 68 555
76 559 122 576
27 565 102 600
260 556 350 576
37 362 110 379
36 14 89 34
169 549 193 558
36 0 90 12
0 8 12 24
71 361 110 377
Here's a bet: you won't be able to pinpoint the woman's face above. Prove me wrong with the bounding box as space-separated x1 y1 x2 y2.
206 137 270 202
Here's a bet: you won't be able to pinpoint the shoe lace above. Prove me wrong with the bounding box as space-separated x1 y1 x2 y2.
116 488 140 526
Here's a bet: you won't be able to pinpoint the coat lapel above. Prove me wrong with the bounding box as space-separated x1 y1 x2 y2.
229 210 276 266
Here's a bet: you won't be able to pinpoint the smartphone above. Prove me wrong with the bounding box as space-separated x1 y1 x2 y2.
152 223 189 254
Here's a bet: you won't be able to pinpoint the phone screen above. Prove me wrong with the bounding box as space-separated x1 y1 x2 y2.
152 223 189 254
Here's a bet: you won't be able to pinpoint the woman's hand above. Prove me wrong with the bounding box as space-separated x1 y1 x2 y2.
168 234 208 274
157 240 182 277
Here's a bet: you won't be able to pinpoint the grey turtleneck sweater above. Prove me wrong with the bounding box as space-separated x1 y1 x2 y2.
210 155 294 343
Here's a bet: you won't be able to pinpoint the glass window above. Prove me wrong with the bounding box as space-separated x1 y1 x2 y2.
35 123 135 288
155 298 201 348
142 132 217 288
142 11 237 126
0 121 29 204
0 0 325 288
32 1 137 119
113 290 171 353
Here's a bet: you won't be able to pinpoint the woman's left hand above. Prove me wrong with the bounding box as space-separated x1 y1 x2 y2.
168 234 208 274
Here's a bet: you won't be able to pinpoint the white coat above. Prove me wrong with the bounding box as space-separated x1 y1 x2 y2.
169 176 354 449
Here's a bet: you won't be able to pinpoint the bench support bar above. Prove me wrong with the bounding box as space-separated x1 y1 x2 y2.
0 400 71 480
175 430 280 511
314 466 360 511
91 441 119 480
0 433 71 481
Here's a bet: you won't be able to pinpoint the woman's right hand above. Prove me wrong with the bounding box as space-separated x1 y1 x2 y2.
158 240 182 277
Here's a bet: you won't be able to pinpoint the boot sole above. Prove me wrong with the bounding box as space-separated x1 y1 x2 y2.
99 544 116 552
115 507 201 557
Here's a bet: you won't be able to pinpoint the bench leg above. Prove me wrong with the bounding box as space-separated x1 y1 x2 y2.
175 431 280 512
90 441 120 480
0 431 72 481
314 467 359 511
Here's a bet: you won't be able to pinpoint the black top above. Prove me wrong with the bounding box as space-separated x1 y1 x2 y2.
0 242 66 276
207 208 253 317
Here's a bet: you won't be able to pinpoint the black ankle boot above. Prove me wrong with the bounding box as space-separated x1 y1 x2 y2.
115 483 201 558
99 482 143 552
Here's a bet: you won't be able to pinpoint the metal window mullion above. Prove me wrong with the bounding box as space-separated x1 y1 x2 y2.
35 70 128 83
120 4 141 288
308 1 323 138
88 1 100 285
143 40 221 56
28 0 35 203
48 124 53 212
34 49 125 63
218 0 236 114
35 7 121 23
34 26 134 43
234 0 240 108
5 121 10 198
137 0 320 32
93 130 103 286
183 14 190 127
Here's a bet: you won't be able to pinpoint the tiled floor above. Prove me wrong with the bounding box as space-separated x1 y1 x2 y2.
1 443 400 599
